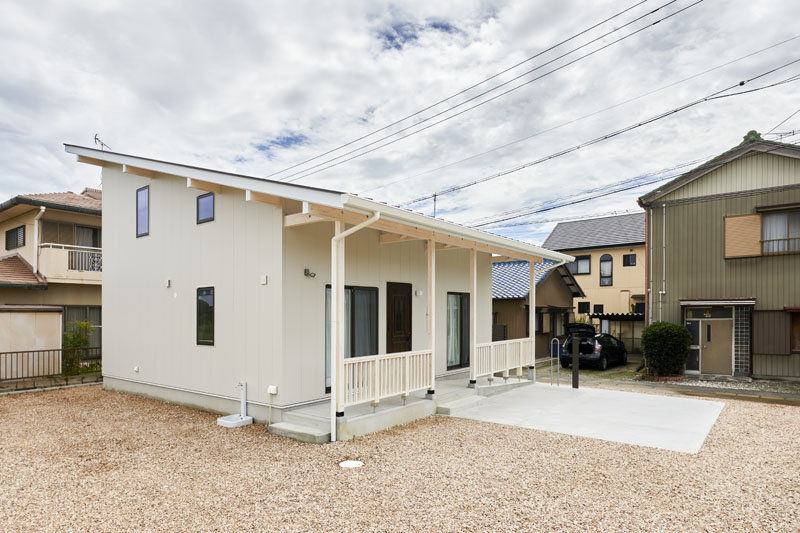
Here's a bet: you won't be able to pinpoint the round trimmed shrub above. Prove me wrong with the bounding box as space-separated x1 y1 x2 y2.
641 322 692 376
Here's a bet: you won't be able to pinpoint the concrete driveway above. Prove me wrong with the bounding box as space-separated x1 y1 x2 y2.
451 383 724 453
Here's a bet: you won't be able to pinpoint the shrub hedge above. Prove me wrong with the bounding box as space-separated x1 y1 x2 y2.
641 321 692 376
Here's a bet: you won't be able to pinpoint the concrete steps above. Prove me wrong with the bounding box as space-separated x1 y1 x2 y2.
475 377 534 397
268 422 330 444
282 410 330 432
436 395 486 415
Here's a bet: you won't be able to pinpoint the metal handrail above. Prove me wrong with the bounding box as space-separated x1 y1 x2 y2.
39 243 102 252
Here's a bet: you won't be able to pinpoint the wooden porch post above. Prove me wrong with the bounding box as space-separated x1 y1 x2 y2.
426 239 436 398
330 220 345 441
528 259 537 382
468 248 478 387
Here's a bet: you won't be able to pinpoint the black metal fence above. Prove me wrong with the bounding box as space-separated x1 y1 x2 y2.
0 347 102 381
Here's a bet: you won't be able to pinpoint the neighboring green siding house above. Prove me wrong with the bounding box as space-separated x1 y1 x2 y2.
639 131 800 379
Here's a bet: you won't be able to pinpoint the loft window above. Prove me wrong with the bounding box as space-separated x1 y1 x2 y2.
5 225 24 250
197 192 215 224
599 254 613 286
623 253 636 266
197 287 215 345
762 211 800 255
578 301 590 314
136 186 149 237
566 255 590 275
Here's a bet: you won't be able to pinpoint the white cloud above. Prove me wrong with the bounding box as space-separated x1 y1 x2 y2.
0 0 798 244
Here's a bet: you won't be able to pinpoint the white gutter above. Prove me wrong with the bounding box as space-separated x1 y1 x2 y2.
330 212 381 442
33 206 45 273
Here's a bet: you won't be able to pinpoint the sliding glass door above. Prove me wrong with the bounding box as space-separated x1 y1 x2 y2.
325 286 378 392
447 293 470 370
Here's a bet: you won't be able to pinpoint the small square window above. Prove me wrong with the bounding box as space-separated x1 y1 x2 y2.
5 225 24 250
197 192 214 224
578 301 590 314
623 254 636 266
635 302 645 314
593 304 604 314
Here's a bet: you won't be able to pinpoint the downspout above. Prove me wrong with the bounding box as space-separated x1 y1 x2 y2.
648 207 653 324
330 211 381 442
659 204 666 322
33 206 46 273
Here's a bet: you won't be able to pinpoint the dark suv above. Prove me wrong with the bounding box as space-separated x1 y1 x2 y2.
560 323 628 371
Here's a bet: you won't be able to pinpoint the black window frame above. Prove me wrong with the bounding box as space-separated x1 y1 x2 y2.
634 302 646 314
623 253 636 266
577 301 590 314
197 287 215 346
599 253 613 286
196 192 215 224
566 255 591 275
5 225 25 250
593 304 604 314
136 185 150 238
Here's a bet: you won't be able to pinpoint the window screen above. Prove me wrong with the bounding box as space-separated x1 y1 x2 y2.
5 225 24 250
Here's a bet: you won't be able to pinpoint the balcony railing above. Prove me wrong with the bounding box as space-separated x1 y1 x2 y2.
761 238 800 255
0 347 102 381
38 244 102 282
342 349 433 408
474 338 534 380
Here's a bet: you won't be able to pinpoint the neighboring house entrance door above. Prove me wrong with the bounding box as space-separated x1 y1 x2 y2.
685 308 733 375
386 282 412 353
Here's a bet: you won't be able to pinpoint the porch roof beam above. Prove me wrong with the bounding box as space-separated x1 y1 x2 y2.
246 189 283 208
187 177 221 194
123 164 154 178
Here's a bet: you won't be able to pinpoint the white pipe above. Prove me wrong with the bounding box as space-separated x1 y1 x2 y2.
330 212 381 442
33 206 46 273
659 204 666 322
240 381 247 417
648 208 653 324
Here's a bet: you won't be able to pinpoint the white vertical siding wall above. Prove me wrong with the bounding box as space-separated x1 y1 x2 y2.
101 166 283 405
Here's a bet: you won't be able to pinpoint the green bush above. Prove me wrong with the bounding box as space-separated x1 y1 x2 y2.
62 321 92 375
641 321 692 376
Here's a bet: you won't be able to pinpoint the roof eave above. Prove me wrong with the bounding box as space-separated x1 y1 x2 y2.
0 196 101 217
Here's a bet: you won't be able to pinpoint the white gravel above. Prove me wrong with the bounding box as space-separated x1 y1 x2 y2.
1 385 798 532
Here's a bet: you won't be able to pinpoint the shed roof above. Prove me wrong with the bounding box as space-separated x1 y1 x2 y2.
0 254 46 288
492 259 584 299
542 213 645 252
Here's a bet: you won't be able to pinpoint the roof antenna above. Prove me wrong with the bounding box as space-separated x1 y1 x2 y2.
94 134 111 151
432 193 437 218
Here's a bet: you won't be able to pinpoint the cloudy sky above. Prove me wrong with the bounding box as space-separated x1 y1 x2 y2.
1 0 798 244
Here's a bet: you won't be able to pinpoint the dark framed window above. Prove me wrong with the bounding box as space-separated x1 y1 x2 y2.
762 211 800 255
599 254 613 286
197 287 215 345
325 285 379 392
566 255 590 275
63 306 102 348
197 192 215 224
593 304 604 314
136 186 149 237
5 225 24 250
634 302 646 314
578 301 590 314
623 253 636 266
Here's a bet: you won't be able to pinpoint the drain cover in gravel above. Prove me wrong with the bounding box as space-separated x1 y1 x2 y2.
339 460 363 468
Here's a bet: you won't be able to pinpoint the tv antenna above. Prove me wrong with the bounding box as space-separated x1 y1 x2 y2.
94 134 111 151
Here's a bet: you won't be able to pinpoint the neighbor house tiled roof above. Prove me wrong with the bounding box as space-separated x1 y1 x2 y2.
0 254 46 287
542 213 645 251
16 191 102 211
492 259 558 299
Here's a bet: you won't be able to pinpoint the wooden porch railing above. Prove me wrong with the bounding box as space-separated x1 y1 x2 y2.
474 338 534 379
342 349 433 408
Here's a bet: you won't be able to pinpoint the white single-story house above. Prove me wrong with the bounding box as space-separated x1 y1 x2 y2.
65 144 572 441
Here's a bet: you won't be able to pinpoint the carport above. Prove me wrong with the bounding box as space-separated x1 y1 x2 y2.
448 383 723 453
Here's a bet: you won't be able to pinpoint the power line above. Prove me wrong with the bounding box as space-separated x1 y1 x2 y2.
766 107 800 134
280 0 701 184
398 60 800 207
259 0 655 180
359 34 800 196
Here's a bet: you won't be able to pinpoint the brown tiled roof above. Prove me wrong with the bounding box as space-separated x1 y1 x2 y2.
80 188 102 200
0 254 47 287
16 191 101 211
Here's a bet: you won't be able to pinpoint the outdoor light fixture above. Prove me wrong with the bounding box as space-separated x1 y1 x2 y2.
304 268 316 278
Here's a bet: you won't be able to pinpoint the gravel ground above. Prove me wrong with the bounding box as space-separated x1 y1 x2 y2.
679 378 800 394
1 385 798 532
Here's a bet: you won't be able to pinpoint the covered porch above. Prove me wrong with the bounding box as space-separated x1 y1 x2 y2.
290 199 572 441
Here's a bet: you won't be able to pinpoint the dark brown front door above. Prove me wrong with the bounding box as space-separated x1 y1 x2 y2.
387 282 412 353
